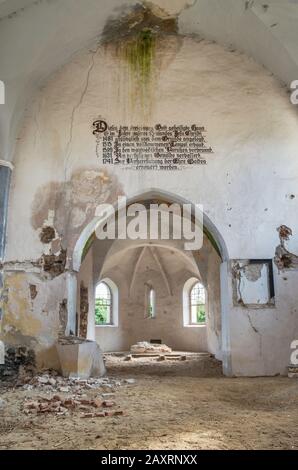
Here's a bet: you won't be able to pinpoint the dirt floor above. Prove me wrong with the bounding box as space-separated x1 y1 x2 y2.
0 354 298 450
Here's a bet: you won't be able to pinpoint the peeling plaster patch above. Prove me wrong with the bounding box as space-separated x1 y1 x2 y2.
39 225 55 244
274 246 298 270
4 253 66 281
29 284 38 300
31 168 123 255
0 270 70 370
40 249 67 278
101 3 178 44
274 225 298 271
2 260 41 274
278 225 292 242
1 273 42 344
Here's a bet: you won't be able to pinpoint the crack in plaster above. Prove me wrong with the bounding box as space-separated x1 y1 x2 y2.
64 45 101 181
247 312 262 357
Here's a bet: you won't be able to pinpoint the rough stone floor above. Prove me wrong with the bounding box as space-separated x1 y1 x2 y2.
0 354 297 450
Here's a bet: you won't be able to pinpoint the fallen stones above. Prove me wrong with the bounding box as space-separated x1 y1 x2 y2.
131 341 172 354
22 370 135 394
23 395 123 417
103 400 114 407
38 376 49 385
16 367 134 420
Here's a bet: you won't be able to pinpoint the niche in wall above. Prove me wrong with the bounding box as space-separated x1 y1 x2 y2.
232 259 275 308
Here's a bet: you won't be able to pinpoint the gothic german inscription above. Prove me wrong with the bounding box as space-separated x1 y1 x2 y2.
93 121 213 170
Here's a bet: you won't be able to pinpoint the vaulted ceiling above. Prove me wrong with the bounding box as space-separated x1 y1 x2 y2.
0 0 297 163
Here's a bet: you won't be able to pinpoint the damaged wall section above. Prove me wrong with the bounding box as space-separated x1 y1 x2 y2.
232 259 275 308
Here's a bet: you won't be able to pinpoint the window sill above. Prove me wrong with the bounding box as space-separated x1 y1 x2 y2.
183 324 206 328
95 324 118 328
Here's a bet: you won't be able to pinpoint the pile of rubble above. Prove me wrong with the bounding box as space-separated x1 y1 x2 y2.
130 341 172 354
23 395 124 418
19 370 136 418
21 370 135 393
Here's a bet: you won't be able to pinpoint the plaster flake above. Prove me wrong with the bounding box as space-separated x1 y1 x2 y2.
274 225 298 271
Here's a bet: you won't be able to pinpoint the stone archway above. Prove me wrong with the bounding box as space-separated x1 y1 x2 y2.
70 189 232 375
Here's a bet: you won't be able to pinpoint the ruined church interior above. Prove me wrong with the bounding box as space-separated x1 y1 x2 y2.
0 0 298 455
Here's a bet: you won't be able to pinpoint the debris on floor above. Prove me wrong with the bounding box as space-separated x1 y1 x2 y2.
130 341 172 354
16 370 136 418
105 351 222 377
22 394 124 418
20 370 136 394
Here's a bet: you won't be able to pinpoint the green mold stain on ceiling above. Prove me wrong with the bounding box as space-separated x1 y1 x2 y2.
101 3 178 118
124 28 156 85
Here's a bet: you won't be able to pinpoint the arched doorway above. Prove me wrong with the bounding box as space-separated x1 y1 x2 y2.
70 190 231 375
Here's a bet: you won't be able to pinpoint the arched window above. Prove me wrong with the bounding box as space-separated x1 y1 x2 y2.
183 277 207 327
190 282 206 324
145 284 156 318
95 281 112 325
